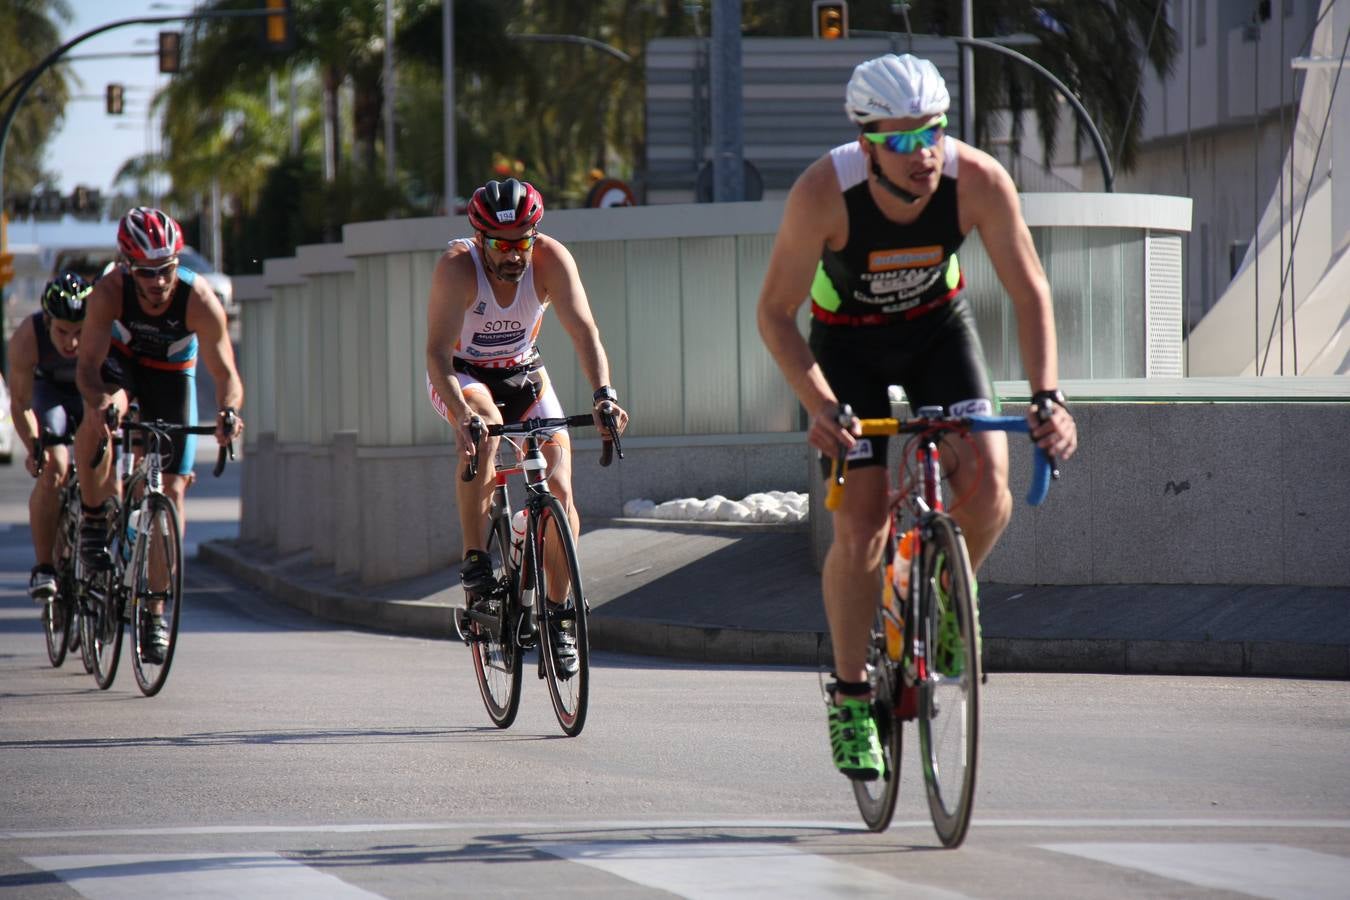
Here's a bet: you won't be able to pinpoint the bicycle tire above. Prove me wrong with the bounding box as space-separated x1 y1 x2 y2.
533 495 589 736
469 513 523 728
130 496 183 697
851 583 905 831
42 598 72 667
89 497 129 691
43 499 80 667
916 513 980 848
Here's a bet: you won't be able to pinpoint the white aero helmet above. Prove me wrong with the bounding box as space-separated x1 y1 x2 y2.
845 53 950 125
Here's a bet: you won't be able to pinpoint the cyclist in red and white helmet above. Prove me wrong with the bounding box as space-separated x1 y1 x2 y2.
426 177 629 674
757 54 1077 782
73 207 245 663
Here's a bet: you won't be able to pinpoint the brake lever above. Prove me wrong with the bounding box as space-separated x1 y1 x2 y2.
1032 397 1062 481
460 417 484 482
597 403 623 466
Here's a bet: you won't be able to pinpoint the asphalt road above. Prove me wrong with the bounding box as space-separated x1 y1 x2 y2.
0 458 1347 898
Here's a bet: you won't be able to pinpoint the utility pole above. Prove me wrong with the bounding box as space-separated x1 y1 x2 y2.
709 0 744 202
442 0 456 213
960 0 975 143
383 0 396 183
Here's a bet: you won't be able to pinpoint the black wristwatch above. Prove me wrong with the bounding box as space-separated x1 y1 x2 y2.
593 385 618 405
1030 389 1067 414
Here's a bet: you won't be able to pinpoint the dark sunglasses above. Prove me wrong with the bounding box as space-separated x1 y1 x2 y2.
481 233 537 252
130 259 179 279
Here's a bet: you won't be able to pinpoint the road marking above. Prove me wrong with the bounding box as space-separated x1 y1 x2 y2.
23 853 382 899
1040 843 1350 900
6 818 1350 840
539 842 971 899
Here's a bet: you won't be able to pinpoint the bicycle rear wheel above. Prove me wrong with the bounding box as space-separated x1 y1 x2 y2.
43 505 79 667
130 496 183 697
533 495 589 737
42 597 72 667
851 604 904 831
468 514 523 728
916 513 980 848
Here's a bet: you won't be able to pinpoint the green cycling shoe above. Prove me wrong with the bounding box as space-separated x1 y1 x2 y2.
932 554 980 677
827 697 883 781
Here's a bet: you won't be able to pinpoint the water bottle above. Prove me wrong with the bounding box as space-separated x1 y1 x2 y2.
508 508 527 571
884 528 916 661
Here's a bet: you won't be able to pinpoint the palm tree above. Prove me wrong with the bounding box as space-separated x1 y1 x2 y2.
0 0 74 195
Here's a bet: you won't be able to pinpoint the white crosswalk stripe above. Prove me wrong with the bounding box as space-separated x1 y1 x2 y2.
23 853 385 899
1040 843 1350 900
538 842 972 899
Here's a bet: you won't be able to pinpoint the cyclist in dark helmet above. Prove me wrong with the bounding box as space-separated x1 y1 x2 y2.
7 272 99 603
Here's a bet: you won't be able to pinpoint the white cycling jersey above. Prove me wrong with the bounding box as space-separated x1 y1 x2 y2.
452 238 547 368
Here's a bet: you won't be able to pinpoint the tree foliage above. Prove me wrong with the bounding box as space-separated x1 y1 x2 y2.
0 0 74 193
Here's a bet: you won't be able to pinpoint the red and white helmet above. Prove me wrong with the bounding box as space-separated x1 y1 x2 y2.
466 179 544 233
117 207 184 263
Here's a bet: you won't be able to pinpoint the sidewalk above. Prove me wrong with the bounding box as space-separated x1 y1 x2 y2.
199 521 1350 679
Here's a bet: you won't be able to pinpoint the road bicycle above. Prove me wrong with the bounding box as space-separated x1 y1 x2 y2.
81 404 234 696
452 409 622 736
826 397 1057 847
33 432 84 670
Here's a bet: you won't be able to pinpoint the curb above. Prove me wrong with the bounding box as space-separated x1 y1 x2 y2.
198 540 1350 678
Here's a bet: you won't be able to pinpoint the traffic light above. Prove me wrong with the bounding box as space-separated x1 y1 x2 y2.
813 1 848 40
263 0 294 51
159 31 182 74
106 83 124 115
0 213 13 289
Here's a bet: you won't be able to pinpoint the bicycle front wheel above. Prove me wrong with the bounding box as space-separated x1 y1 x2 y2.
533 495 589 737
130 496 183 697
916 513 980 848
88 571 124 691
851 604 904 832
468 514 523 728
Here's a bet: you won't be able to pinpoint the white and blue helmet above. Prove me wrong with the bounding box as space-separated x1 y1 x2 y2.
845 53 950 124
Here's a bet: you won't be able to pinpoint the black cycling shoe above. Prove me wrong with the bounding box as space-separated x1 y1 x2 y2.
140 615 169 665
547 612 580 680
79 517 112 572
460 550 495 594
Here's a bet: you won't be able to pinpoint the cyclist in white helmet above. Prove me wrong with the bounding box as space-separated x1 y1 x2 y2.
757 54 1077 781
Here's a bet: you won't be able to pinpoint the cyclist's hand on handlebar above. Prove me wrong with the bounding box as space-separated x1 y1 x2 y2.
592 400 628 436
1027 391 1077 461
808 402 859 458
216 407 243 446
457 413 485 461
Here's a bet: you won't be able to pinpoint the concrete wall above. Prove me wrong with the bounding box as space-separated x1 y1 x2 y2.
232 196 1190 585
808 397 1350 587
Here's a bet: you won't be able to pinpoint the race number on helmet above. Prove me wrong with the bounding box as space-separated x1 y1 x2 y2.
467 179 544 233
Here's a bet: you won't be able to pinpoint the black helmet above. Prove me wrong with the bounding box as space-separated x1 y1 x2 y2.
42 271 93 322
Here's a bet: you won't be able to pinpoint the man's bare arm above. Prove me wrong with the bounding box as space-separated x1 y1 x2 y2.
7 320 41 460
537 238 611 392
186 281 244 440
965 155 1059 393
755 160 855 455
76 275 121 411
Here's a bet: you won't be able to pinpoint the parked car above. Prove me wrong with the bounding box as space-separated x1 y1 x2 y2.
49 245 234 314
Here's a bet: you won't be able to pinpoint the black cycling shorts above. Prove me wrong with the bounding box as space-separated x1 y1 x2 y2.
809 296 996 474
104 352 199 476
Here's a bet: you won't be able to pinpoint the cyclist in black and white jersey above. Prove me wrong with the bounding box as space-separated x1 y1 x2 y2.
758 54 1077 781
